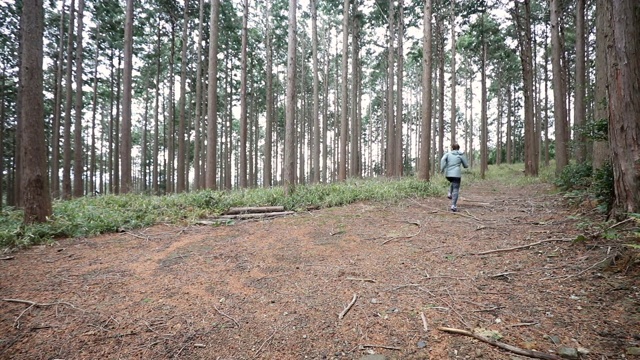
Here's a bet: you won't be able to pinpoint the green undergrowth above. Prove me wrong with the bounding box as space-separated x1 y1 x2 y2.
0 163 561 249
1 176 442 249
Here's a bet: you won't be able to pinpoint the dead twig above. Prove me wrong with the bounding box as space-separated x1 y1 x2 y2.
557 256 611 280
345 277 376 283
508 322 539 327
420 312 428 332
252 328 277 359
3 298 83 329
437 327 563 360
1 256 15 260
381 221 422 245
360 344 402 351
338 294 358 319
473 238 572 255
213 304 240 328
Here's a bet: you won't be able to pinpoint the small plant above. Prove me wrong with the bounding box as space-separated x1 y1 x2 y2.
555 162 593 191
591 161 615 213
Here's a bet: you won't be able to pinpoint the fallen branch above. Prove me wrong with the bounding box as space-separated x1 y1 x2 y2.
217 211 294 220
338 294 358 319
420 312 428 332
473 238 572 255
345 277 376 283
226 206 285 215
213 304 240 328
381 221 422 245
3 298 82 329
360 344 402 351
437 327 563 360
1 256 15 260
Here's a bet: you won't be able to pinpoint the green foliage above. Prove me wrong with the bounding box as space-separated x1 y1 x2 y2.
554 162 593 191
0 177 439 249
591 161 615 213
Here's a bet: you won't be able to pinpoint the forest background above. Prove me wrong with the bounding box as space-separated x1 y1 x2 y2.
1 0 639 226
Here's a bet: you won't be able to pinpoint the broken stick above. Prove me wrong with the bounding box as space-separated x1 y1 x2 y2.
338 294 358 319
437 327 563 360
473 238 572 255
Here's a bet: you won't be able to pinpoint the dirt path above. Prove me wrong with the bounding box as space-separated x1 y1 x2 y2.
1 180 639 359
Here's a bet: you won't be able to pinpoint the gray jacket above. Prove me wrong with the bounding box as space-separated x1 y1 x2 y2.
440 150 469 178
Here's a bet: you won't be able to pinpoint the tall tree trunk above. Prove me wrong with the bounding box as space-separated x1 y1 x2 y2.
206 0 220 190
0 66 5 209
550 0 568 174
120 0 133 193
592 0 610 170
437 16 445 159
574 0 587 163
394 0 404 176
283 0 297 194
239 0 248 188
608 0 640 213
167 22 176 193
176 0 190 193
89 22 100 196
73 0 85 197
338 0 349 181
51 0 66 198
114 53 121 194
62 0 75 199
450 0 457 144
386 1 396 177
193 0 204 190
20 0 52 223
311 0 320 183
418 0 433 181
507 85 513 164
544 16 550 166
480 29 488 178
108 48 114 193
515 0 537 176
263 0 273 187
322 37 329 183
153 21 161 194
350 0 361 178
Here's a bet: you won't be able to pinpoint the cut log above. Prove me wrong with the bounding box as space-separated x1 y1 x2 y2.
225 206 285 215
217 211 294 220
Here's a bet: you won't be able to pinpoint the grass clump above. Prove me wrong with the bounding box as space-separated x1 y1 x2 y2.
0 177 439 249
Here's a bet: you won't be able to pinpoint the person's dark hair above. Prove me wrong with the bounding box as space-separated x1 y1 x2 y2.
452 143 460 150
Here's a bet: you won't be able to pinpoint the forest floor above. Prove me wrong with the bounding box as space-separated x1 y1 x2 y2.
1 177 640 360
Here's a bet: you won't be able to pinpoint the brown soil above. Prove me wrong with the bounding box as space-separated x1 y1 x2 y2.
1 179 639 360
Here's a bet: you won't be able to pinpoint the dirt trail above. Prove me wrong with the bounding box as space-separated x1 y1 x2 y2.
1 179 639 360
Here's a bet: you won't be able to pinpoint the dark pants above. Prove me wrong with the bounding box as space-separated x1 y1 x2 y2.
446 177 461 207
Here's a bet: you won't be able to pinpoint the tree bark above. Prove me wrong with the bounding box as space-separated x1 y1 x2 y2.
338 0 349 181
450 0 457 144
176 0 190 193
418 0 433 181
592 0 610 170
51 0 66 198
73 0 84 197
385 0 395 177
153 21 161 194
206 0 220 190
89 22 100 196
120 0 133 193
263 0 273 188
574 0 587 163
395 0 404 176
20 0 52 223
239 0 248 188
311 0 320 184
608 0 640 213
551 0 568 174
193 0 204 190
284 0 297 195
62 0 75 199
515 0 538 176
